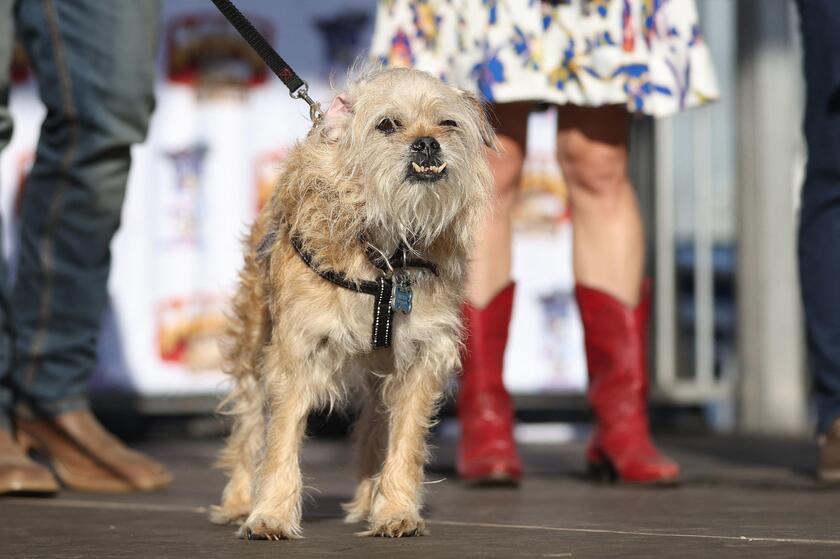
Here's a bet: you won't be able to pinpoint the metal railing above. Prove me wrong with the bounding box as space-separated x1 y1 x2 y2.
647 0 808 434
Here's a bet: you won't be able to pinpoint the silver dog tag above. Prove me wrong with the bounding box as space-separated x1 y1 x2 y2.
391 271 413 314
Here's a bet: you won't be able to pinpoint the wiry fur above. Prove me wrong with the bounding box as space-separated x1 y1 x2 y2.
210 68 494 539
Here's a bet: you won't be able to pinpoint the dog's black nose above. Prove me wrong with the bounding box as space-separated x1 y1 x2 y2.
411 136 441 156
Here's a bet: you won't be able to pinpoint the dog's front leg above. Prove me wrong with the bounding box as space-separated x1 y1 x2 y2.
239 374 310 540
364 368 446 537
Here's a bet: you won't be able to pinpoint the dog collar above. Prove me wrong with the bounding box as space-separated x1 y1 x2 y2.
283 235 437 350
363 241 438 277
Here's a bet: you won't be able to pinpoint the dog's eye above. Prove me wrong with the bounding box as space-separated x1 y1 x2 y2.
439 120 458 128
376 118 400 134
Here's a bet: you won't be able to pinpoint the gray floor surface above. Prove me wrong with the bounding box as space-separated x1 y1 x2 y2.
1 432 838 558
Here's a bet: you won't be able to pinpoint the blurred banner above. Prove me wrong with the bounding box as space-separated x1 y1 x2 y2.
0 0 585 402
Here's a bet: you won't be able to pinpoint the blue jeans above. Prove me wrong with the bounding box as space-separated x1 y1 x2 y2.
0 0 161 428
797 0 840 434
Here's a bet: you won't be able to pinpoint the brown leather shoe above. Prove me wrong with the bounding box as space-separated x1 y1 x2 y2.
16 410 172 493
0 428 59 495
818 418 840 483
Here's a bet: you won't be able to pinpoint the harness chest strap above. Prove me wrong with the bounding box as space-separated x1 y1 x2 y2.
371 275 395 349
257 230 437 349
287 236 422 350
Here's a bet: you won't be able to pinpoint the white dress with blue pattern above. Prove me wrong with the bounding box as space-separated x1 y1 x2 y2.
371 0 719 117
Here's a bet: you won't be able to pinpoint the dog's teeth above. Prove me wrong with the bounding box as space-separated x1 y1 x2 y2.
413 161 448 174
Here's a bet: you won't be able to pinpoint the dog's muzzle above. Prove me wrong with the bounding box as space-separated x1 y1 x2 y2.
407 136 447 183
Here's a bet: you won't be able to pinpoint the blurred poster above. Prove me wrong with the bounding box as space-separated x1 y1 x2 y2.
0 0 585 400
506 108 586 393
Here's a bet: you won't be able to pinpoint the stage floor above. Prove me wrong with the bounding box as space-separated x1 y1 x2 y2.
2 431 838 558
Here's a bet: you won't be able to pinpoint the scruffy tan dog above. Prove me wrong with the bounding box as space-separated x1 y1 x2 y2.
210 67 494 540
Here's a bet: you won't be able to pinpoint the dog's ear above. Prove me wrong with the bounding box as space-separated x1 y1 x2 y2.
321 93 352 141
459 90 496 149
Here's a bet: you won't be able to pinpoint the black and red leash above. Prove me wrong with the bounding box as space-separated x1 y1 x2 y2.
209 0 323 122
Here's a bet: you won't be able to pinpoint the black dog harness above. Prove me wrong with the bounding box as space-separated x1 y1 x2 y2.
258 231 437 349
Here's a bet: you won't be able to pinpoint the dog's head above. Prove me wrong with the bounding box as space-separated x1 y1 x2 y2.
312 67 494 250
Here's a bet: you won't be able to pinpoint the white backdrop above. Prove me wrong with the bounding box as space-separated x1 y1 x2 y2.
0 0 585 400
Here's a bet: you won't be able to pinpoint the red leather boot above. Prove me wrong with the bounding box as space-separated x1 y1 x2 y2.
457 283 522 485
576 280 680 485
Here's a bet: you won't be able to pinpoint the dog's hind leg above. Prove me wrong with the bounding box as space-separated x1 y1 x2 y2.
239 370 312 540
343 379 388 524
210 464 252 526
363 365 448 538
213 230 270 526
211 398 262 525
211 375 264 525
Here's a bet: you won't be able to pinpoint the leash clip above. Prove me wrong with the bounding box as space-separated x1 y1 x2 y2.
290 82 323 123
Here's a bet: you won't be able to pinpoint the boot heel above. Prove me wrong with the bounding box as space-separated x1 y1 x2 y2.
586 452 619 485
587 457 618 484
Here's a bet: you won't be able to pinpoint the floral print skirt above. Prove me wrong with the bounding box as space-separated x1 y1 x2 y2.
371 0 719 117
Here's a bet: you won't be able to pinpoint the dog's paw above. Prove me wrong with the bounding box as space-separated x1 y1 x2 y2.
362 513 427 538
341 501 369 524
342 479 376 524
209 504 249 526
237 513 302 541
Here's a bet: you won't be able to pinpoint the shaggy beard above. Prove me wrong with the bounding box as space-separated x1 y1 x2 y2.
365 176 467 250
361 147 475 251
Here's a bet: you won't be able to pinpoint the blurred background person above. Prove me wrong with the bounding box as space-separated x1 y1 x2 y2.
0 0 169 494
796 0 840 482
372 0 718 485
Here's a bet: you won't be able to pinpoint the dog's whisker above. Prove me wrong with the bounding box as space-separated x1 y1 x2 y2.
303 484 321 494
422 477 448 485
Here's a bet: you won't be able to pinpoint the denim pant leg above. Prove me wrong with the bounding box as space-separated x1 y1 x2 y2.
0 0 16 429
11 0 161 416
797 0 840 434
